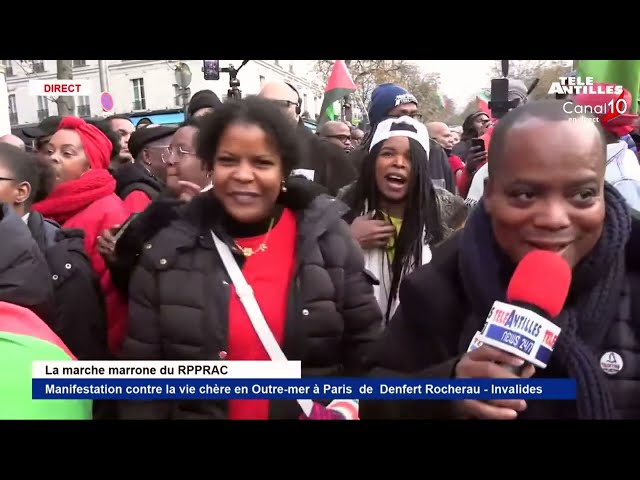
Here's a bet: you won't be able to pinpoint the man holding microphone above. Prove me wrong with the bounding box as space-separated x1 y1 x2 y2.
361 100 639 420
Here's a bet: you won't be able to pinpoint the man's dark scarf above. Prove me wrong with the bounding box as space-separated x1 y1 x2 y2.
458 184 631 419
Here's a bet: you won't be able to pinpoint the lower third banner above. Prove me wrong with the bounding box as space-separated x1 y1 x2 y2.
32 378 576 401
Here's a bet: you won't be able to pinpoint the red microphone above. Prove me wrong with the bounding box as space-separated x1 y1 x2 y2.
472 250 572 373
507 250 572 319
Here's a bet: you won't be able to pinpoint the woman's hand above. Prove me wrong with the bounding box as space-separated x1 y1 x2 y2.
350 214 396 250
177 180 205 202
97 226 120 265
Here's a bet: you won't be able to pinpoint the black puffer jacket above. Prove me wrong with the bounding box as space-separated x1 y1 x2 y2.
27 211 109 361
118 178 383 419
108 196 184 297
0 204 54 322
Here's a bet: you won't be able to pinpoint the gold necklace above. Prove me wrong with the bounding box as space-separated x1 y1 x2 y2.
235 218 275 257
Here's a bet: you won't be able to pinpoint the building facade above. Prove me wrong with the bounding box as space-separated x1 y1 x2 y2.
3 60 324 127
0 64 10 135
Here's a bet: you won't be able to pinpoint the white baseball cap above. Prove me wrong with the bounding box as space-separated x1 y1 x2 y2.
369 116 430 156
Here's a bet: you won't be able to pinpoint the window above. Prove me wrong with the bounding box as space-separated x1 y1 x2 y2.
73 60 87 68
173 84 191 107
173 84 181 107
2 60 13 76
8 95 17 125
259 75 265 86
37 96 49 121
32 60 45 73
77 96 91 117
131 78 146 110
173 84 181 106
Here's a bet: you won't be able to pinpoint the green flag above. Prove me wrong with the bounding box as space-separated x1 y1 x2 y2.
578 60 640 113
325 100 341 121
318 61 357 125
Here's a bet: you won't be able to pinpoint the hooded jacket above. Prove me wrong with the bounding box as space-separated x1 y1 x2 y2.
605 140 640 211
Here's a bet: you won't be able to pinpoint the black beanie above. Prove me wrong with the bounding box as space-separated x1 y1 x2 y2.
187 90 223 117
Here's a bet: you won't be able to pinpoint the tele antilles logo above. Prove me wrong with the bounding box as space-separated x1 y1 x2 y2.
549 76 627 123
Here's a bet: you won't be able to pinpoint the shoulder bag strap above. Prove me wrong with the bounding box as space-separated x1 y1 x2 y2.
211 230 313 417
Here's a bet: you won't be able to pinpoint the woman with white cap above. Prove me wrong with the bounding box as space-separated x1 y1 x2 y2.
338 116 466 324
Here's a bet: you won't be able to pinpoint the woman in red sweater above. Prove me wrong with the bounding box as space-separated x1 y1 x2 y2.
118 97 382 420
32 116 130 354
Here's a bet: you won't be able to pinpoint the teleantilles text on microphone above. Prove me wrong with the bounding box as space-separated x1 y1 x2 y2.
32 361 575 401
478 301 561 368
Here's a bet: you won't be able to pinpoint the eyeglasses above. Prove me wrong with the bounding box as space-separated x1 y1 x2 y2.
270 99 298 110
325 134 352 144
161 146 196 164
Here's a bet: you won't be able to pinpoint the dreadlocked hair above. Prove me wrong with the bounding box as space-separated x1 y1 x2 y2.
343 137 444 321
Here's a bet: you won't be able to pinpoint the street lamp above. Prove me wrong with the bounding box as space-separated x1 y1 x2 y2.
175 62 193 114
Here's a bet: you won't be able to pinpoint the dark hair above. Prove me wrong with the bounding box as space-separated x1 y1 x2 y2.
179 116 204 129
0 143 56 205
177 117 204 154
342 136 444 321
196 95 301 175
105 114 133 124
85 118 122 161
488 99 605 176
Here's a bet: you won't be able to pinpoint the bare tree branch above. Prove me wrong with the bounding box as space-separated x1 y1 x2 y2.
15 60 63 107
313 60 449 122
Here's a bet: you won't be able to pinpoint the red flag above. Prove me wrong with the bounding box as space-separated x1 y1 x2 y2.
319 61 357 124
325 60 356 92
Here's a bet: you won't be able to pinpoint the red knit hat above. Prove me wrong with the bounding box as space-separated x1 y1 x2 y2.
56 116 111 169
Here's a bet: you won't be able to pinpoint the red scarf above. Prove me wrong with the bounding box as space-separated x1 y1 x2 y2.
32 169 116 224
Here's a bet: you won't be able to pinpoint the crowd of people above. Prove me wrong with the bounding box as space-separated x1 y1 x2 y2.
1 73 640 420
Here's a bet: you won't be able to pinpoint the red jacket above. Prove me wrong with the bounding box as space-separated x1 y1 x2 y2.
61 193 130 352
124 190 153 214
